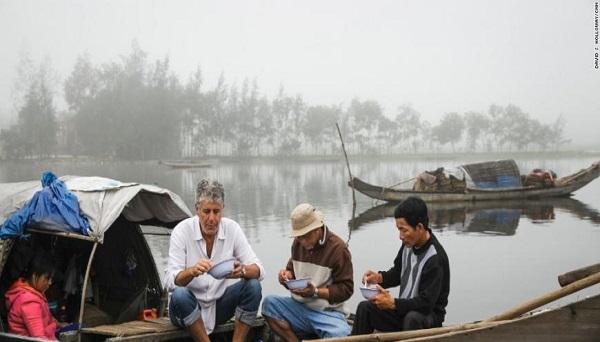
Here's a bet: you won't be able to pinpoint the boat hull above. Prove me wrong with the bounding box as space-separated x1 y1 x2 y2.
304 292 600 342
400 293 600 342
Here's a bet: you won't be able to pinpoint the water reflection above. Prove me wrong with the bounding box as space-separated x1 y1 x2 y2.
3 157 600 326
349 197 600 235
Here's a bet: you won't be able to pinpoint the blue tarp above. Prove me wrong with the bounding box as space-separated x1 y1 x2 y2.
0 172 91 239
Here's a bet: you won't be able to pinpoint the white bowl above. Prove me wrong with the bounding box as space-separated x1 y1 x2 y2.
284 277 311 290
207 258 235 279
359 286 380 299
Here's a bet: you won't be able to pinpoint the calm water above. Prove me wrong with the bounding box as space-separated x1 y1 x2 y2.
1 155 600 325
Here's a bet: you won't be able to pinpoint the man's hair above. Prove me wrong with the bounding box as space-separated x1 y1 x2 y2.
393 196 429 230
196 178 225 206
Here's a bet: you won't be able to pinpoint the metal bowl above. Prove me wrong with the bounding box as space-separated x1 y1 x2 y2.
360 286 380 299
284 277 312 290
207 258 235 279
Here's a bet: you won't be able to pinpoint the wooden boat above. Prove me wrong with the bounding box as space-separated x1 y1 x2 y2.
0 175 267 342
349 197 600 233
159 159 216 169
309 264 600 342
349 160 600 203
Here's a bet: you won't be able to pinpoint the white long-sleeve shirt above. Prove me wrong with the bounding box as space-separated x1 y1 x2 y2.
164 216 265 333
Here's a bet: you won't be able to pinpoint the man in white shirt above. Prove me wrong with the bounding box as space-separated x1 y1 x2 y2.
164 178 265 342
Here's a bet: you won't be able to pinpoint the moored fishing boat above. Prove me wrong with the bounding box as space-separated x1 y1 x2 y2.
349 160 600 203
159 159 217 169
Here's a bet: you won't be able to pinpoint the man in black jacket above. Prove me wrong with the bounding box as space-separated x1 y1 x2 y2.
352 196 450 334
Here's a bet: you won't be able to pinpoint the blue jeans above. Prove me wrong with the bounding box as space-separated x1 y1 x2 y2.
261 295 350 338
169 279 262 328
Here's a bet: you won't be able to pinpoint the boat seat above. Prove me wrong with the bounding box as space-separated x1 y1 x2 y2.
77 315 268 342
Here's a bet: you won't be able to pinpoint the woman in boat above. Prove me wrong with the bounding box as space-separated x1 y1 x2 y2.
5 253 69 340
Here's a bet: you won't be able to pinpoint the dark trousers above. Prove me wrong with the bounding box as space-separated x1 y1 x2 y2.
351 301 440 335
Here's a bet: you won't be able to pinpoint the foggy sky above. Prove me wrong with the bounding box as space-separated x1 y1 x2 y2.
1 0 599 146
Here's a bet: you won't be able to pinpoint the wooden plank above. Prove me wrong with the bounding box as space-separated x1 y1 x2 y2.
103 330 191 342
25 228 98 242
82 316 267 341
83 317 180 336
100 318 268 342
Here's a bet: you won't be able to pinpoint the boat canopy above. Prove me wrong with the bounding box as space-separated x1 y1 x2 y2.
0 174 192 243
460 159 521 188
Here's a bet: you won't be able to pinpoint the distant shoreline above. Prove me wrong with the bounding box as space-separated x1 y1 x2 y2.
2 149 600 164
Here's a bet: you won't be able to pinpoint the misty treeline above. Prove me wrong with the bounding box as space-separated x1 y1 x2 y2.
1 42 568 160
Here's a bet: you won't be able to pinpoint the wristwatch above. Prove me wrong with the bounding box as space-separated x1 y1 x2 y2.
313 287 319 299
241 265 247 278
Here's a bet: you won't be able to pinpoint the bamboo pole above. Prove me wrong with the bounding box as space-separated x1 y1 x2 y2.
303 320 510 342
336 122 356 211
558 262 600 287
482 270 600 322
77 241 99 340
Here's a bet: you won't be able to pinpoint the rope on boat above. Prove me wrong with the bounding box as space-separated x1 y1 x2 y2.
387 177 417 189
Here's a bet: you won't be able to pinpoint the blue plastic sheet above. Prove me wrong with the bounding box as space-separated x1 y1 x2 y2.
0 172 91 239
